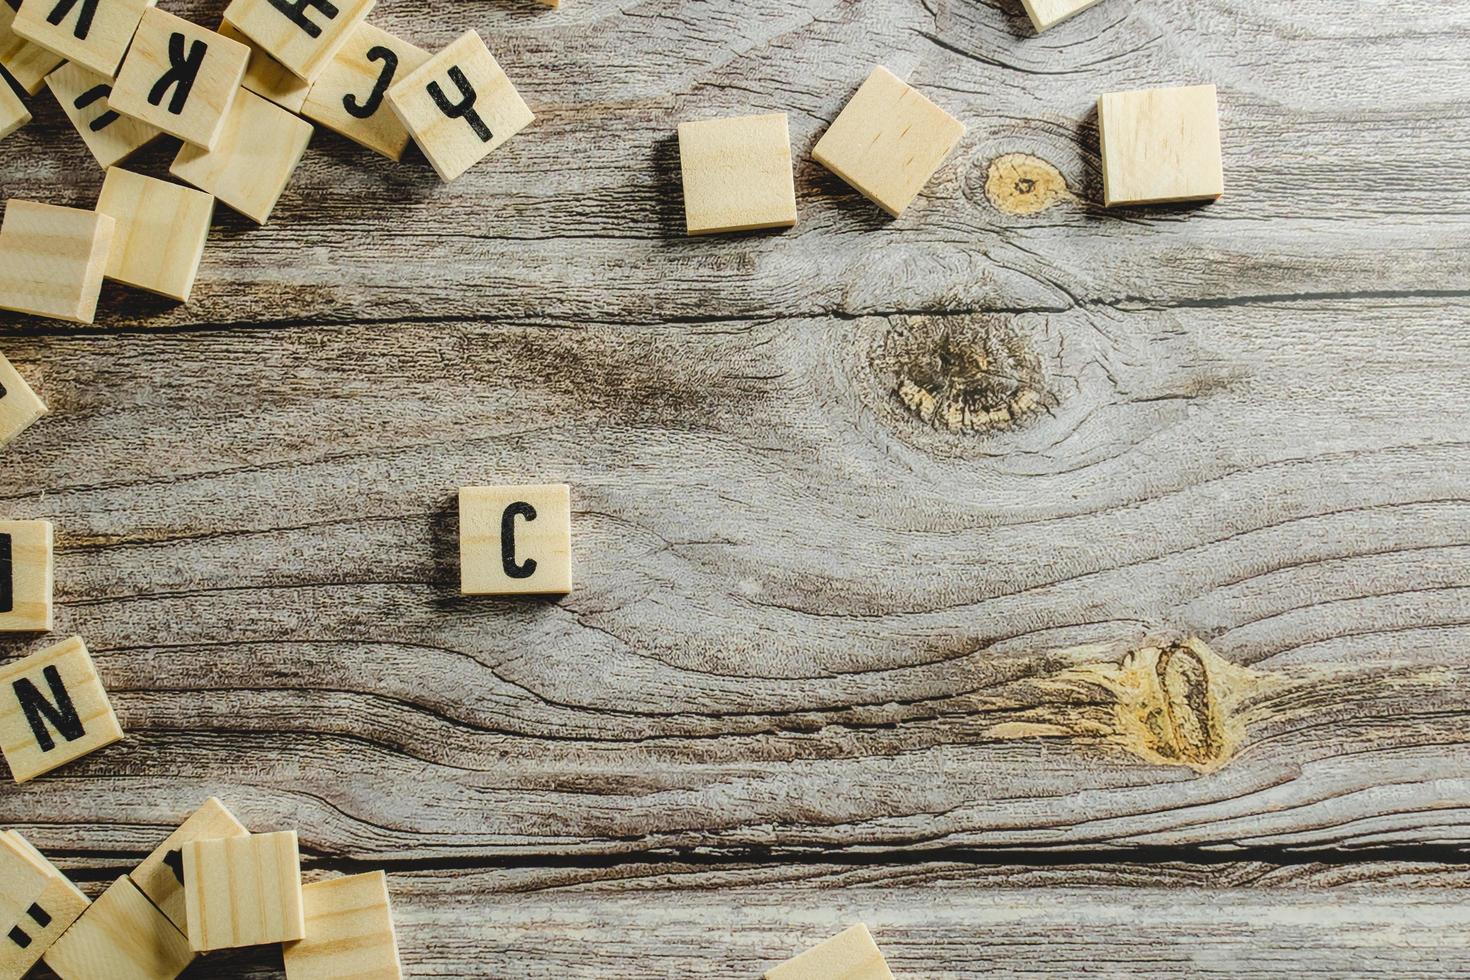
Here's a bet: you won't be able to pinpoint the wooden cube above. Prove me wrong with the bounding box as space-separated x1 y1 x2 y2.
46 62 162 169
1099 83 1224 207
0 635 124 783
11 0 150 77
0 831 90 979
219 19 309 113
130 797 249 933
96 168 214 302
43 876 194 980
221 0 373 82
0 351 46 449
0 518 51 631
678 112 796 235
302 22 427 161
283 871 401 979
0 75 27 140
0 199 115 324
109 9 249 150
386 30 533 182
0 0 63 95
765 924 894 980
1021 0 1103 32
170 87 312 224
182 830 304 951
812 65 965 218
459 484 572 596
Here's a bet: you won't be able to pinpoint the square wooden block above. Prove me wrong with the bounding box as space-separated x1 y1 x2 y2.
0 831 90 979
183 830 305 951
171 87 312 225
812 65 965 218
222 0 373 82
110 8 250 150
386 30 533 182
678 112 796 235
11 0 150 77
220 19 310 113
130 797 249 933
43 876 194 980
0 76 27 140
0 199 114 324
1 0 64 95
0 351 47 448
283 871 401 980
96 168 214 302
46 61 163 169
1021 0 1103 32
1099 83 1223 207
460 484 572 596
303 22 428 161
0 635 124 783
0 518 51 631
765 924 894 980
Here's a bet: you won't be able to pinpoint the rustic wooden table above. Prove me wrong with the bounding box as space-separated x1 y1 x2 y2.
4 0 1469 975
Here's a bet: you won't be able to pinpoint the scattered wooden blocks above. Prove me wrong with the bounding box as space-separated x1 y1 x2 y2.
42 876 194 980
0 519 51 631
182 830 305 951
219 19 310 113
0 74 27 140
110 8 250 150
386 30 533 182
1098 83 1223 207
11 0 150 77
303 22 428 161
460 484 572 596
96 168 214 302
283 871 402 980
765 924 894 980
0 0 64 95
812 65 965 218
0 199 115 324
678 112 797 235
221 0 374 82
171 86 312 224
0 635 123 783
1021 0 1105 32
0 351 46 448
0 831 90 979
46 61 162 169
130 796 249 933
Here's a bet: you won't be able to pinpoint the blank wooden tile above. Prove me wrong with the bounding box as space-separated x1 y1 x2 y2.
0 519 51 631
460 484 572 596
765 924 894 980
0 351 46 448
386 30 533 182
0 0 63 95
110 9 249 150
0 635 123 783
0 199 115 324
183 830 305 951
219 18 309 113
678 112 796 235
96 167 214 302
222 0 373 82
0 75 27 140
283 871 401 980
302 22 428 161
0 831 90 979
170 87 311 224
1099 83 1224 207
130 797 249 934
43 876 194 980
812 65 965 218
46 61 162 169
1021 0 1103 32
11 0 150 77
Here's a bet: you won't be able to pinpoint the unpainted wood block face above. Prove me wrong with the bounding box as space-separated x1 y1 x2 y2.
219 19 310 113
0 831 90 979
1099 83 1224 207
386 30 534 182
0 352 46 448
459 484 572 596
302 22 428 161
170 86 313 225
129 796 249 933
109 9 250 150
765 924 895 980
43 876 194 980
1021 0 1106 32
0 635 124 783
0 77 27 140
812 65 965 218
183 830 305 951
221 0 374 82
0 519 51 631
678 112 797 235
46 61 162 169
282 871 402 980
96 167 214 302
0 199 115 324
0 0 64 94
11 0 150 76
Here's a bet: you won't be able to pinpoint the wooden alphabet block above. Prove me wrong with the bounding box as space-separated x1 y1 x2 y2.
1021 0 1103 32
182 830 304 951
219 19 309 113
109 9 249 150
0 0 63 95
129 797 249 933
43 876 194 980
302 22 428 161
46 61 162 169
678 112 796 235
0 199 114 324
1099 83 1224 207
96 168 214 302
283 871 402 979
0 519 50 631
221 0 374 82
459 484 572 596
386 30 533 182
0 352 46 449
0 636 123 783
812 65 965 218
765 924 894 980
170 87 312 224
0 831 90 979
0 76 27 140
11 0 150 77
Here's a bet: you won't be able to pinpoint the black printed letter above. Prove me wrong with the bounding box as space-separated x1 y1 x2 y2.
428 66 491 142
266 0 338 39
13 665 85 752
343 44 397 118
73 82 120 131
148 33 207 116
0 534 11 614
500 502 537 579
45 0 98 40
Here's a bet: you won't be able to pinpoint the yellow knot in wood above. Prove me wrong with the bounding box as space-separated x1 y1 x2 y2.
984 153 1071 216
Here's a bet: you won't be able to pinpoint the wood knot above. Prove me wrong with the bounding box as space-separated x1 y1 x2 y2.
984 154 1070 216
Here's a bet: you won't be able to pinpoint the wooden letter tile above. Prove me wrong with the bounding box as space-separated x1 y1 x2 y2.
11 0 150 77
812 65 965 218
386 30 533 182
0 519 51 631
0 831 90 979
1022 0 1106 32
109 9 249 150
46 61 162 169
679 112 796 235
0 636 123 782
765 924 894 980
43 876 194 980
219 18 310 112
1099 83 1223 207
302 22 428 161
283 871 401 980
459 484 572 596
96 167 214 302
0 75 27 140
0 199 114 324
221 0 374 82
0 0 63 95
170 87 312 224
130 796 249 933
182 830 304 951
0 351 46 448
